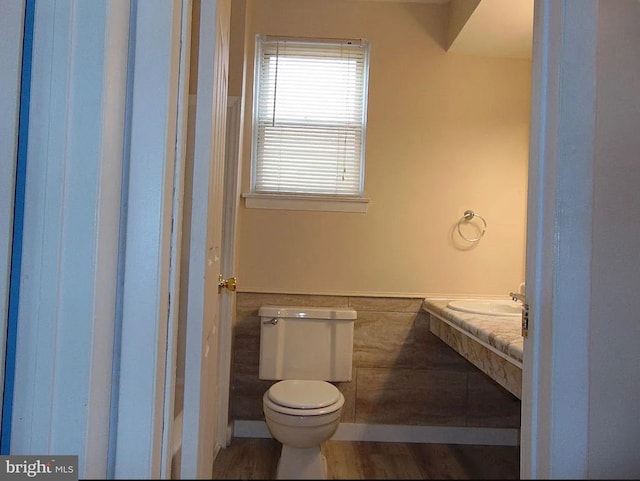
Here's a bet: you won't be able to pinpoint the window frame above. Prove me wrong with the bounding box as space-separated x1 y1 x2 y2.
244 35 371 213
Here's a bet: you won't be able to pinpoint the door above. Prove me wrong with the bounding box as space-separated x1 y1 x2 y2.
180 0 231 478
215 95 243 447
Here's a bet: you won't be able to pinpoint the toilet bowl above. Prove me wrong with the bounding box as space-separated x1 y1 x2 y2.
258 305 356 480
263 380 344 479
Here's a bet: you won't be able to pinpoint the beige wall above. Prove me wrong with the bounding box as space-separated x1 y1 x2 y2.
234 0 531 297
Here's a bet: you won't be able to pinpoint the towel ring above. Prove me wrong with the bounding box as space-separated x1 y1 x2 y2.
456 210 487 243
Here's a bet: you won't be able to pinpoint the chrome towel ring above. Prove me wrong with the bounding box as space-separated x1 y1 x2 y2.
456 210 487 243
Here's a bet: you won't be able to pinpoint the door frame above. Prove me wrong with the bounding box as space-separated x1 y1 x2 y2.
159 1 193 478
1 0 605 478
112 1 184 478
521 1 596 478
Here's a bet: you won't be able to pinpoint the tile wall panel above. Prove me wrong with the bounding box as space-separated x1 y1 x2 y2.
355 367 468 425
230 292 520 429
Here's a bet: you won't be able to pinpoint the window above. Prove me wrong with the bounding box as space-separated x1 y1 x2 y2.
245 35 370 212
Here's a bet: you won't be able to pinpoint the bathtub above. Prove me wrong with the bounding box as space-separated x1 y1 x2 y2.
421 298 523 399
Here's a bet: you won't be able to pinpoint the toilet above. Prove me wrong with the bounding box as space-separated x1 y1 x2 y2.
258 305 356 480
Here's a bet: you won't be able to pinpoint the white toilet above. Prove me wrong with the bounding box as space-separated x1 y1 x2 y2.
258 305 356 480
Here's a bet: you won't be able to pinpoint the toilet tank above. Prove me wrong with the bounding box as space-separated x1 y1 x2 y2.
258 305 356 382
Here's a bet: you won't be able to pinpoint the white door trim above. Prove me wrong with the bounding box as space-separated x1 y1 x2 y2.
522 1 596 477
0 0 25 434
112 1 184 478
160 1 193 478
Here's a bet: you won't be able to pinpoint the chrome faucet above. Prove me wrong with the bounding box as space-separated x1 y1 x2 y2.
510 291 525 304
510 291 530 338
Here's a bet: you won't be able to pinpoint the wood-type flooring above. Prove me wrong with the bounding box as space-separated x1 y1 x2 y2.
211 437 520 479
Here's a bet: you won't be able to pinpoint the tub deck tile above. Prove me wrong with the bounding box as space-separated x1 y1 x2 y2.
422 299 523 399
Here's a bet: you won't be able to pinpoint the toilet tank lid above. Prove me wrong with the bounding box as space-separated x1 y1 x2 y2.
259 305 356 320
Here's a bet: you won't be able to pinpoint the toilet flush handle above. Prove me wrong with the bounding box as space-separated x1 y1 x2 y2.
263 317 279 325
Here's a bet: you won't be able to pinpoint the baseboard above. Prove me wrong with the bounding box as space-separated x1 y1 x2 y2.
232 420 520 446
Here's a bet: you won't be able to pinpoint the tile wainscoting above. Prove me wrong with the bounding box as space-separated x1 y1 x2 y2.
230 293 521 444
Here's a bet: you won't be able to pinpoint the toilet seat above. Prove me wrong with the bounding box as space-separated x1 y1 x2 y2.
265 380 344 416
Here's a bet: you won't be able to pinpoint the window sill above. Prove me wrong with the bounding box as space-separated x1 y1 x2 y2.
242 192 369 213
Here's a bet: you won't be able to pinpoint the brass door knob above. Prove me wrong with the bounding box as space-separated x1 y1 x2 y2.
218 275 237 293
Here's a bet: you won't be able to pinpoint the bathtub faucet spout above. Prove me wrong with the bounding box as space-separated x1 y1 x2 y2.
510 292 525 304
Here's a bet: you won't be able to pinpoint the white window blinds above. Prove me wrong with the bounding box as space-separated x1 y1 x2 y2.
252 36 370 196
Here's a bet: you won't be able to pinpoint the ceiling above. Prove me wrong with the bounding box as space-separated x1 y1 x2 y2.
364 0 534 60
